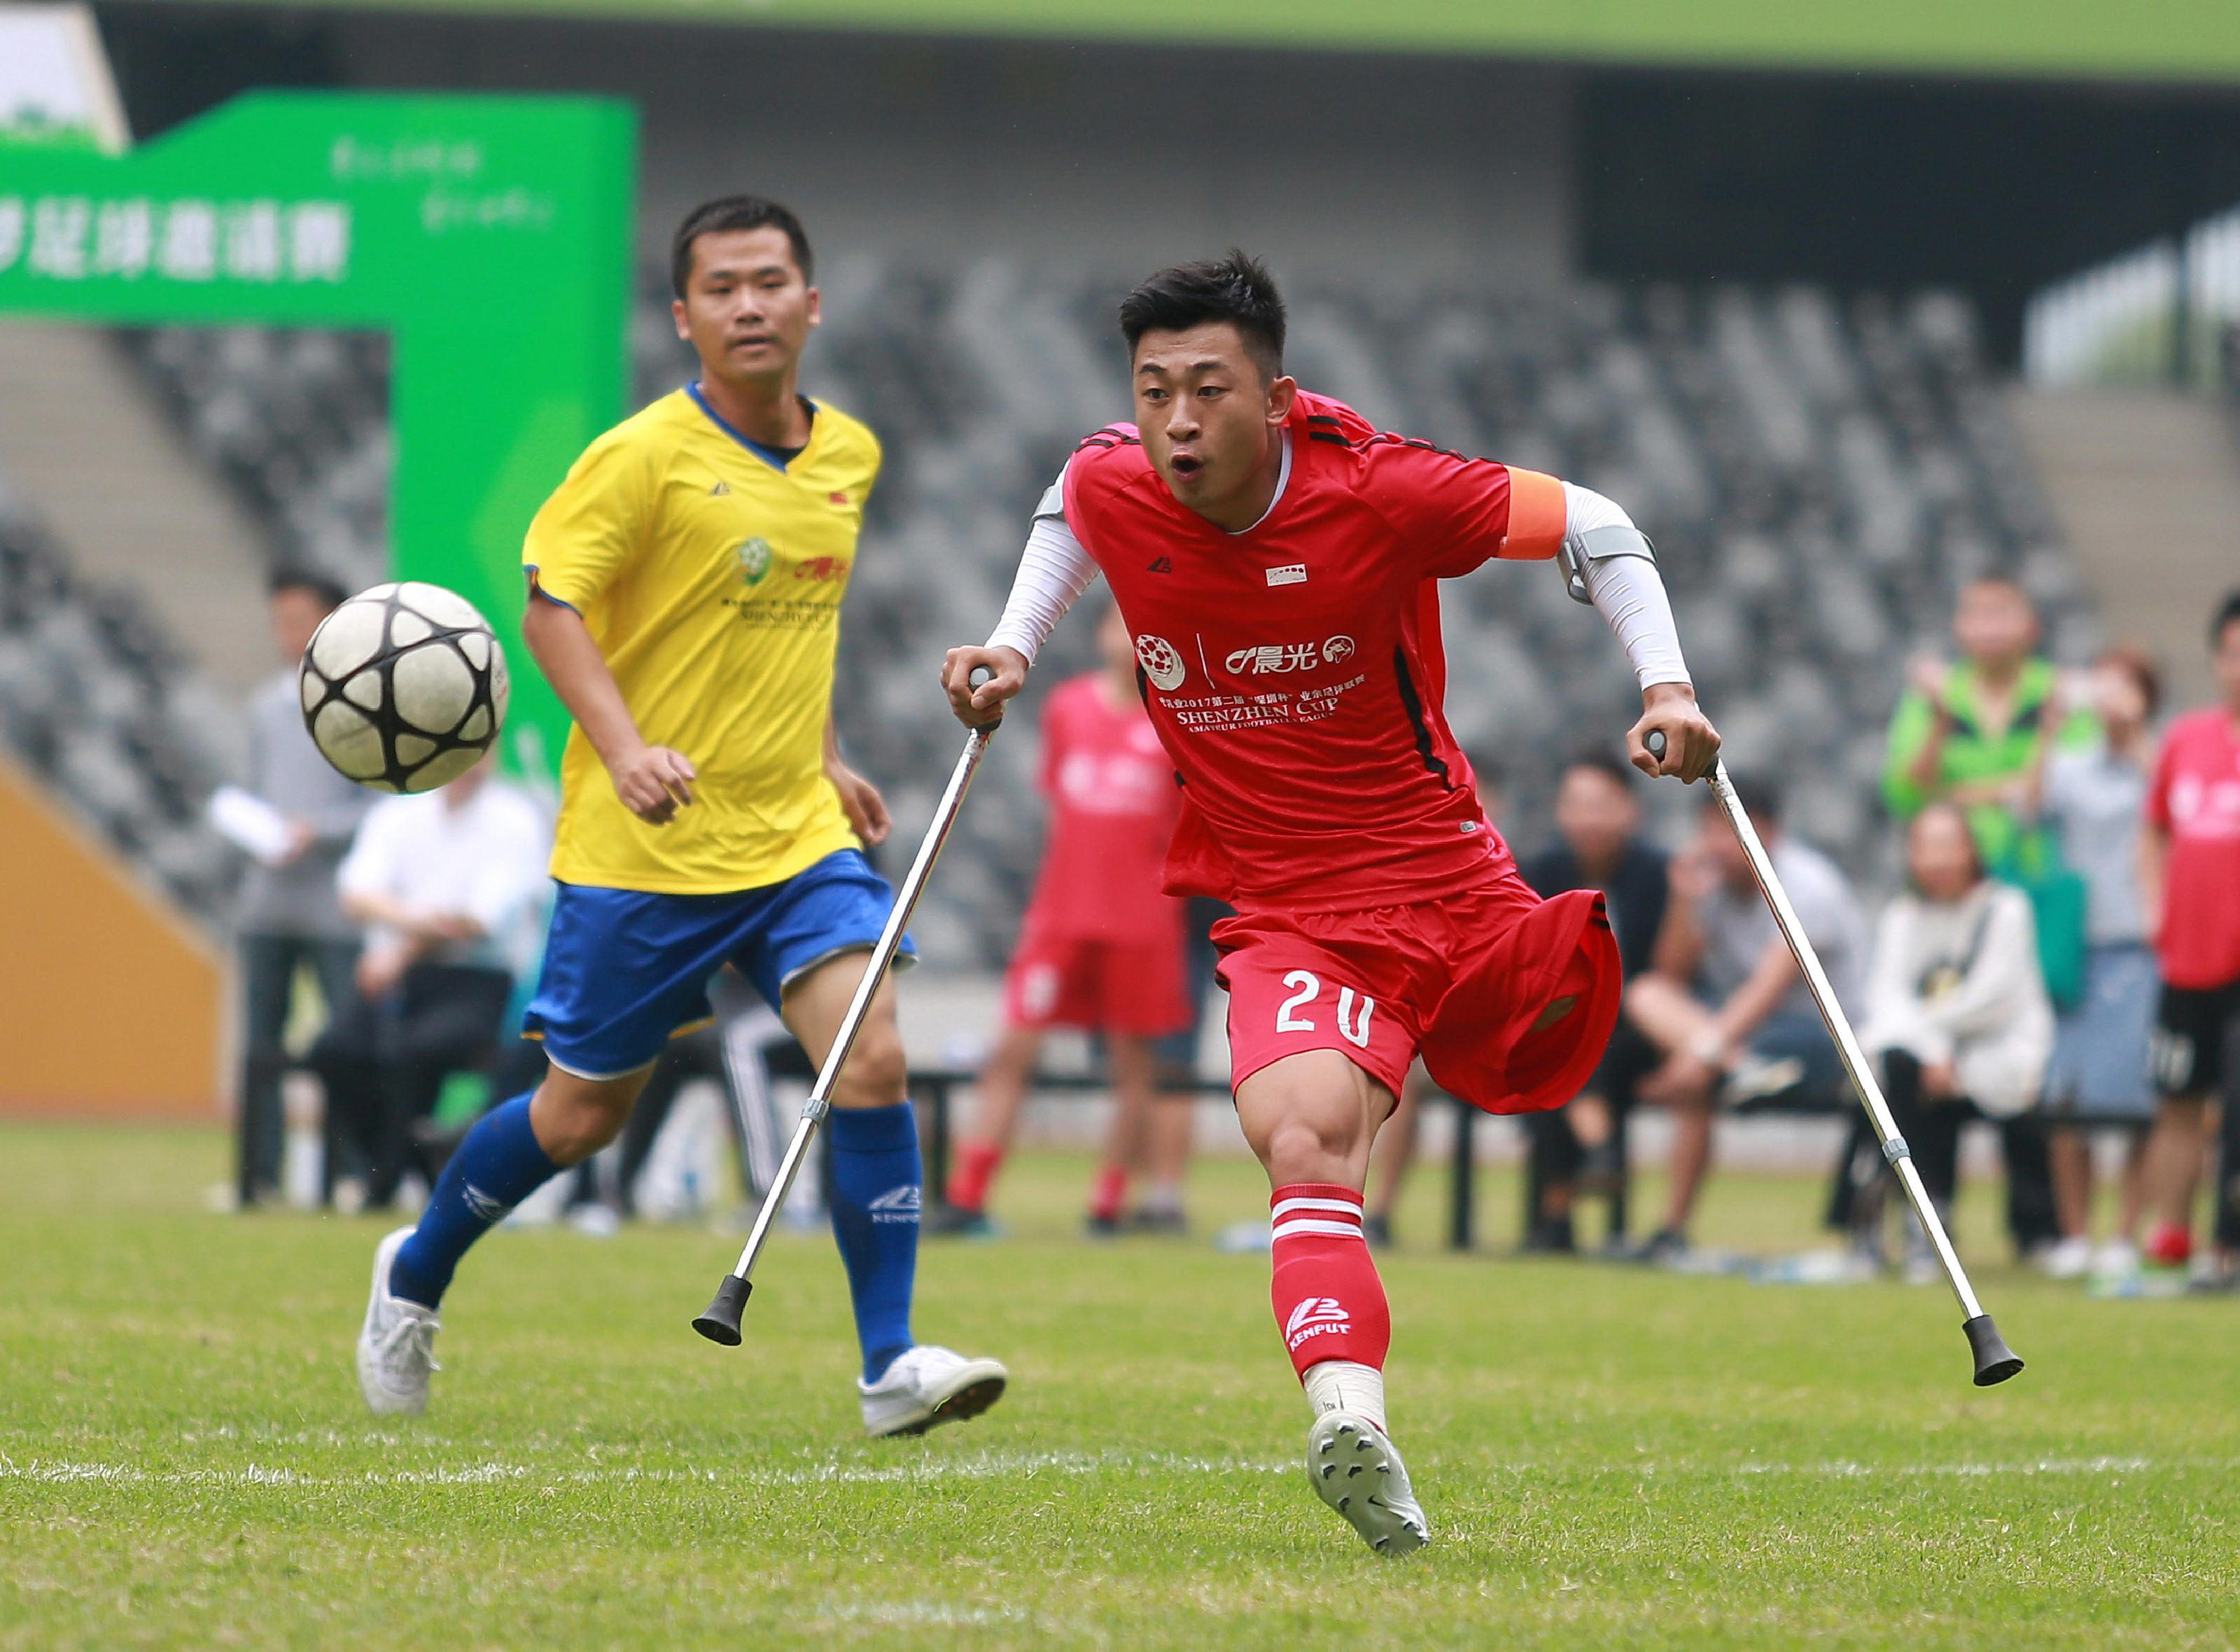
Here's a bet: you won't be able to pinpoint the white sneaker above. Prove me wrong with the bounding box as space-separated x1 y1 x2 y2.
2040 1236 2094 1280
2092 1238 2140 1280
356 1226 441 1418
1306 1412 1429 1556
859 1344 1008 1439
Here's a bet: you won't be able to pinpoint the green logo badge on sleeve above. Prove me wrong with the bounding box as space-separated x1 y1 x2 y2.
734 537 774 587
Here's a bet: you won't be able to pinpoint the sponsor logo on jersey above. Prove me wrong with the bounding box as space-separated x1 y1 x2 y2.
1284 1296 1351 1350
1266 563 1307 587
1135 634 1186 691
734 537 774 587
1147 556 1173 574
710 480 731 496
1224 635 1356 677
867 1184 923 1224
793 556 849 582
829 490 850 506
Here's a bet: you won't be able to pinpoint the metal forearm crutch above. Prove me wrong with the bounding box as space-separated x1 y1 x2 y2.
692 717 998 1345
1649 732 2023 1387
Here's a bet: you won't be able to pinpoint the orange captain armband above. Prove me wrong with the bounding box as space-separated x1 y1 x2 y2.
1500 467 1567 561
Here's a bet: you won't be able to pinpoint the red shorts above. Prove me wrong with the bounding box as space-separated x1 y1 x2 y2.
1002 926 1195 1037
1213 870 1620 1116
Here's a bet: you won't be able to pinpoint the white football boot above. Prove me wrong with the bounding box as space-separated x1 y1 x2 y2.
1306 1411 1429 1555
356 1226 442 1418
859 1344 1009 1438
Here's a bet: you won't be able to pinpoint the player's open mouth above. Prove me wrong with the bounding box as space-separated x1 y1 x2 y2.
1169 454 1205 480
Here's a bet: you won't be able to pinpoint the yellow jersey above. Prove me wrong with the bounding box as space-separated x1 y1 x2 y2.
522 386 880 894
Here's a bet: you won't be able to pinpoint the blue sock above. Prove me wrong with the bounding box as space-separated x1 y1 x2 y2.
827 1102 920 1382
389 1091 559 1310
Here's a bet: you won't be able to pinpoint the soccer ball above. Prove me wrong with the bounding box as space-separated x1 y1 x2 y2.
299 581 510 793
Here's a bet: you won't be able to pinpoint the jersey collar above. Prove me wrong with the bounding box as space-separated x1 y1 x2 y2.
1227 430 1293 536
686 382 818 474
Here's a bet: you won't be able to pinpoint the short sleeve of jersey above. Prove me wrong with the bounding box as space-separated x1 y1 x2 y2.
1357 442 1567 578
522 429 652 612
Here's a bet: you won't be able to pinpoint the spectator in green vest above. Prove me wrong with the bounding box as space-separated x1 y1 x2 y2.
1883 575 2098 866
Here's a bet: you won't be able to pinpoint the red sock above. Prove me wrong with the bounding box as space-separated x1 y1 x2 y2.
1088 1163 1129 1222
947 1141 1004 1213
1268 1184 1390 1380
2146 1222 2193 1267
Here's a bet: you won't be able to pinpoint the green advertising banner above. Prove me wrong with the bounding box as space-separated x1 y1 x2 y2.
0 90 638 780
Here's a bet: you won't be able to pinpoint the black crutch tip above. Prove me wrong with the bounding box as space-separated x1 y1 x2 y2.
692 1275 752 1346
1963 1313 2024 1386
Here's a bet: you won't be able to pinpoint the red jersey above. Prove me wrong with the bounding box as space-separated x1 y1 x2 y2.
1060 390 1567 911
1022 671 1182 944
2146 707 2240 988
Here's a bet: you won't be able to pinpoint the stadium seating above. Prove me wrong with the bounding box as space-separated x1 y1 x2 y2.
0 473 241 920
36 274 2091 957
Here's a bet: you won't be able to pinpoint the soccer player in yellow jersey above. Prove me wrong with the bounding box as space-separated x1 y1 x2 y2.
357 197 1008 1436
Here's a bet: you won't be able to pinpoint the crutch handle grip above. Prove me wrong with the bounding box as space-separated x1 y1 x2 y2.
967 664 1003 728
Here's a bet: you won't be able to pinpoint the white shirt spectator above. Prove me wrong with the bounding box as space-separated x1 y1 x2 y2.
338 779 551 979
1861 880 2053 1119
1697 837 1868 1020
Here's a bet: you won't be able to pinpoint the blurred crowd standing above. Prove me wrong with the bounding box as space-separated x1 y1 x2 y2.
226 573 557 1214
1284 576 2239 1294
216 560 2239 1297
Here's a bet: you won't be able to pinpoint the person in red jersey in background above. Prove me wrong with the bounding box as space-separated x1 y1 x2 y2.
2136 590 2240 1286
941 252 1718 1555
934 603 1198 1239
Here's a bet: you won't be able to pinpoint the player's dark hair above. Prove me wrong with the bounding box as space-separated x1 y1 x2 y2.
1563 747 1637 793
1725 771 1783 826
268 566 346 612
2211 589 2240 647
671 195 813 297
1118 250 1287 382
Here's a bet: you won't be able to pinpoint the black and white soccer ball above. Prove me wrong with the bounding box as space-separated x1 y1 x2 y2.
299 581 510 793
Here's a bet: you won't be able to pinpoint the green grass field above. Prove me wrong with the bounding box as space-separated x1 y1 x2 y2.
4 1121 2235 1649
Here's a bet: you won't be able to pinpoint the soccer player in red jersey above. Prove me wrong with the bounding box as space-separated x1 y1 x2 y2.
937 603 1198 1237
2137 591 2240 1278
941 253 1720 1555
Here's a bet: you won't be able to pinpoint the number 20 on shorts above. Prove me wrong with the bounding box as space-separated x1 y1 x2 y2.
1274 970 1376 1048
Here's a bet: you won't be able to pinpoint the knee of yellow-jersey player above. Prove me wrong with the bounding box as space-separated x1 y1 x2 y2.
829 1018 909 1110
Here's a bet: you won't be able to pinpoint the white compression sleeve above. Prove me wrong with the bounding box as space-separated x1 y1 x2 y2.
985 469 1100 664
1561 481 1692 691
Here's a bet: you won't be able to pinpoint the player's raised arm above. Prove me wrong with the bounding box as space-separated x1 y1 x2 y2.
941 464 1103 726
1545 479 1721 783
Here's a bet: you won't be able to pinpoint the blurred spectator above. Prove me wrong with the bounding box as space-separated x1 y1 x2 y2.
1883 574 2097 865
1625 774 1867 1261
232 570 371 1207
935 606 1196 1238
1851 804 2052 1281
2029 647 2162 1281
2136 591 2240 1285
1883 575 2089 1256
1514 750 1675 1254
314 756 550 1210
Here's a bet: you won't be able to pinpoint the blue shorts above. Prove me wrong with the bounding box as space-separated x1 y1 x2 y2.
523 848 913 1079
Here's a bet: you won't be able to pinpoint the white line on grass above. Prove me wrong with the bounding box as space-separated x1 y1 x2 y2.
3 1451 2230 1493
